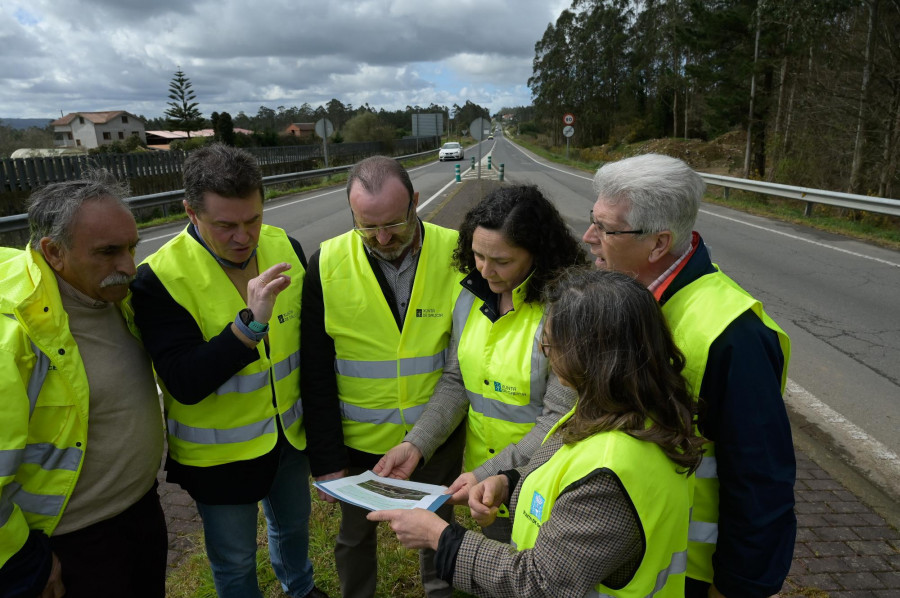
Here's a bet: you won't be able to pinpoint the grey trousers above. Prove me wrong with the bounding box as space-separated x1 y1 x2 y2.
335 424 465 598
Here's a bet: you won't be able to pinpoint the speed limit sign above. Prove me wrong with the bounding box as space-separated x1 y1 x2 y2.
563 113 575 125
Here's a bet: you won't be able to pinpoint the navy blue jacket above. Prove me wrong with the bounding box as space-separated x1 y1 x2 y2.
663 236 796 598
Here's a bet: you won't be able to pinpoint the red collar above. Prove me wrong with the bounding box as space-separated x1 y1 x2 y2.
652 232 699 302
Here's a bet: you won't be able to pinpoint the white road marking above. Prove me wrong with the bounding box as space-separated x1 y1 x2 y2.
785 378 900 496
700 209 900 268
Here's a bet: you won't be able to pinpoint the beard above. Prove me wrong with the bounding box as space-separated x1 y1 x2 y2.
366 227 417 262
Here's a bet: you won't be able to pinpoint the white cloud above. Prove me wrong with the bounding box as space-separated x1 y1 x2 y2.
0 0 567 118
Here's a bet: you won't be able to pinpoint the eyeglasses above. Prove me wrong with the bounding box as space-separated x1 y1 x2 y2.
540 331 552 357
352 199 414 239
589 212 644 237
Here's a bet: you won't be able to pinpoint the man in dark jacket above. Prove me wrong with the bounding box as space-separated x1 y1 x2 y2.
583 153 795 598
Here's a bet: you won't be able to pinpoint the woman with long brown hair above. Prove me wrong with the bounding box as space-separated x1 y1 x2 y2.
370 268 703 597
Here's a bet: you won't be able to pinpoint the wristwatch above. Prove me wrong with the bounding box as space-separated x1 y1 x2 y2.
236 308 269 342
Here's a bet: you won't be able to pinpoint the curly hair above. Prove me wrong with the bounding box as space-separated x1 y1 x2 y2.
453 185 586 303
544 267 703 474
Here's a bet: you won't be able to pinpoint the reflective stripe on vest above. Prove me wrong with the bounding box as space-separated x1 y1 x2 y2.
465 389 542 425
2 482 65 518
214 351 299 395
335 349 448 379
688 518 718 544
340 401 427 426
0 443 82 478
281 399 304 431
167 416 276 445
584 551 688 598
2 314 48 418
695 455 716 479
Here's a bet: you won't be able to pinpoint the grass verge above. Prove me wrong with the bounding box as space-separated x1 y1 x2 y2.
165 482 479 598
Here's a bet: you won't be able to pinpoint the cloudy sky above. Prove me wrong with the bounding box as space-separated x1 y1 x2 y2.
0 0 570 121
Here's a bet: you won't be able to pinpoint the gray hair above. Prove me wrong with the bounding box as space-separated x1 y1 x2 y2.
345 156 414 203
27 169 130 250
183 143 263 212
593 154 704 254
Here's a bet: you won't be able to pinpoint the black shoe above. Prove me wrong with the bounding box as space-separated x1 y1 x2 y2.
302 587 330 598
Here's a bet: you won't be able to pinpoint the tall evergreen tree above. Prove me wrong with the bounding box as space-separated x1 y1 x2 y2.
164 69 203 138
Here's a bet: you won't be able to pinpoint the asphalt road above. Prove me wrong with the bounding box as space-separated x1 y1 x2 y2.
135 133 900 482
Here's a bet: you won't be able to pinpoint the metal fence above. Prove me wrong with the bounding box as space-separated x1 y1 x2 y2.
0 149 439 244
0 137 440 194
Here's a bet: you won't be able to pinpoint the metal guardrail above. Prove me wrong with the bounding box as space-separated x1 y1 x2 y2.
699 173 900 217
0 150 437 235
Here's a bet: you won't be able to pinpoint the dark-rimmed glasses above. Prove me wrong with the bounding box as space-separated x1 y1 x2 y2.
589 212 644 237
352 199 414 239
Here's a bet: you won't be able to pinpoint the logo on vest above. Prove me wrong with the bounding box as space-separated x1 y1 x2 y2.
492 381 525 397
415 308 443 318
276 309 297 324
529 491 545 520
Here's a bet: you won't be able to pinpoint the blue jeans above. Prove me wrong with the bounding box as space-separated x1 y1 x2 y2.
195 446 314 598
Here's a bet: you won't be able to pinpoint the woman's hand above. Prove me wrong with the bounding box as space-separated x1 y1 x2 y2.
445 471 477 505
468 474 509 528
367 508 448 550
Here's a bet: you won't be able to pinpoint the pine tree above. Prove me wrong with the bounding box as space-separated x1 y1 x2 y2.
164 69 203 138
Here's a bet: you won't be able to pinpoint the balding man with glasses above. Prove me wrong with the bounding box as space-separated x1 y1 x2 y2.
301 156 465 598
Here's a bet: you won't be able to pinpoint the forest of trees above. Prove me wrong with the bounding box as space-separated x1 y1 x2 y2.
526 0 900 197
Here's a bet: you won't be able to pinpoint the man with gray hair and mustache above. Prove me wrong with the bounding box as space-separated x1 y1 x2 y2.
0 170 166 598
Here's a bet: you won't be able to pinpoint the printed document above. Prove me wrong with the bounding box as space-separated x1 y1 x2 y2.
314 470 451 512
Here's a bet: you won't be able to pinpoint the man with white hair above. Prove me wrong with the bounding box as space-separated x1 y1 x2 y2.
0 172 166 598
583 153 795 598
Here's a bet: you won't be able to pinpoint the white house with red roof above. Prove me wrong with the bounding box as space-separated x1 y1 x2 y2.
51 111 147 149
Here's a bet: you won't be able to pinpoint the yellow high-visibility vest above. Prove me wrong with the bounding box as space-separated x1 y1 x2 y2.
662 267 790 583
319 224 462 454
144 225 306 466
512 411 691 597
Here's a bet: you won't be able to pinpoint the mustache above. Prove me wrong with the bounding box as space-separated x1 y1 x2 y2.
99 272 135 288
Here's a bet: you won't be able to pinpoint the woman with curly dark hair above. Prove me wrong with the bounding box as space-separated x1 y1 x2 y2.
375 185 586 541
371 268 703 598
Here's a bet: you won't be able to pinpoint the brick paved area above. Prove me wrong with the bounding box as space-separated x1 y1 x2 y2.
157 470 202 572
781 450 900 597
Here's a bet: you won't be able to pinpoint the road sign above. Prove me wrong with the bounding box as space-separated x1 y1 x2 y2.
563 113 575 125
470 117 490 141
315 118 334 139
563 125 575 138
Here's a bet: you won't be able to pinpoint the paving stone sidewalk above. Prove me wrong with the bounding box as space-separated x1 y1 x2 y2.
780 450 900 597
158 444 900 595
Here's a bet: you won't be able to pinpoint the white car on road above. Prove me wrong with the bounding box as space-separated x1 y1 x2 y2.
439 142 464 161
